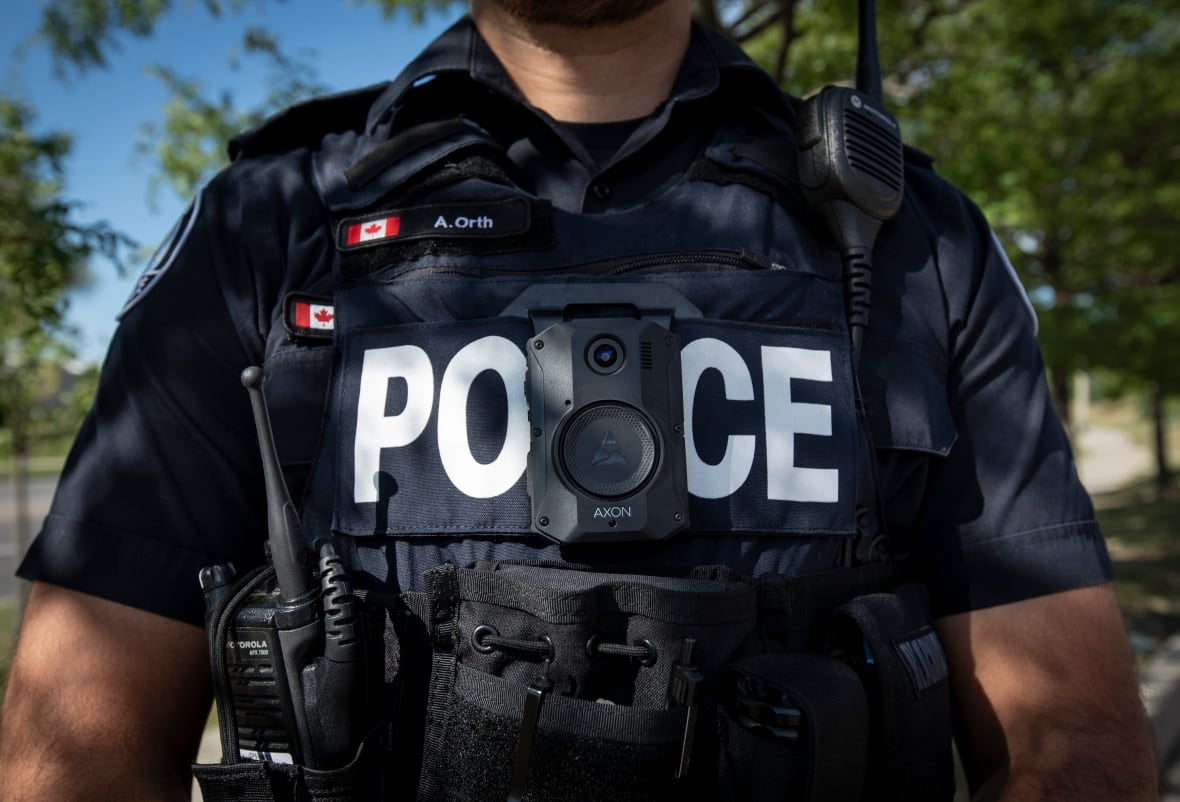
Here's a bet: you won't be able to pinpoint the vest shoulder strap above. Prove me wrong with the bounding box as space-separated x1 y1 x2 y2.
228 82 391 162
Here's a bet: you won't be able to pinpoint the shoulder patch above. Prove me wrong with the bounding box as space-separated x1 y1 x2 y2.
118 187 203 321
228 83 390 162
284 293 336 343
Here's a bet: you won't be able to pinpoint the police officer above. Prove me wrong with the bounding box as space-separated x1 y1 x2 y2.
0 1 1158 799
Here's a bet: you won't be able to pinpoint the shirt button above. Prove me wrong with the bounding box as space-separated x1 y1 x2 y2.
592 181 613 202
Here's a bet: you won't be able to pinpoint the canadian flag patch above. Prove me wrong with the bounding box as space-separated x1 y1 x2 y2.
345 216 400 245
284 293 336 343
295 301 335 330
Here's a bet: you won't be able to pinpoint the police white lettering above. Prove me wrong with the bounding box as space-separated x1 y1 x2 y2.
351 336 838 505
354 345 434 503
454 215 493 229
681 338 756 499
593 506 632 519
434 215 450 228
682 339 837 502
437 336 529 498
761 346 838 502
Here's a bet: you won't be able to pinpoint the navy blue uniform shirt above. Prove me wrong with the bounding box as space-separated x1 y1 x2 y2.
19 17 1111 626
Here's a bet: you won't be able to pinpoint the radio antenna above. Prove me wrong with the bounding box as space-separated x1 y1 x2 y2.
856 0 884 103
241 366 316 603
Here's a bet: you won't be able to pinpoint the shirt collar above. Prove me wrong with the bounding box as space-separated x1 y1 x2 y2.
365 14 788 132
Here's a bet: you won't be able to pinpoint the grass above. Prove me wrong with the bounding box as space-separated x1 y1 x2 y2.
0 454 68 480
1081 399 1180 649
1099 481 1180 647
0 602 15 706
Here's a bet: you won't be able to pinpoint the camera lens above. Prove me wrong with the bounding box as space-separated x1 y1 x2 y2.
593 343 617 368
587 337 624 374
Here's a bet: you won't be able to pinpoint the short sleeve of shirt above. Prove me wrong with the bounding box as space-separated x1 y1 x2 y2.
17 162 289 625
906 183 1112 616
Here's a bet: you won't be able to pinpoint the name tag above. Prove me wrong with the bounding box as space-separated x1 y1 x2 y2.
336 198 533 250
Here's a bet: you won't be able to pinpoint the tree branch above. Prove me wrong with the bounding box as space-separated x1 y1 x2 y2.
772 0 801 86
692 0 722 32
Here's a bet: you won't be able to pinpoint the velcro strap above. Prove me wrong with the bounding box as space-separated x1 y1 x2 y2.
192 760 299 802
759 561 902 650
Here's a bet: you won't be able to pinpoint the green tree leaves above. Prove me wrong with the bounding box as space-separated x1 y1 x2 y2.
0 95 128 438
37 0 271 73
0 96 128 574
0 98 129 335
136 27 330 201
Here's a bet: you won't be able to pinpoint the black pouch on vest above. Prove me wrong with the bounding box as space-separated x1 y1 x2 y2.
192 725 387 802
191 560 393 802
825 581 954 801
414 561 760 802
717 652 868 802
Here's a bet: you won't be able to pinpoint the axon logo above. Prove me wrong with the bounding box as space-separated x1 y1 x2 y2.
592 432 627 466
352 335 842 505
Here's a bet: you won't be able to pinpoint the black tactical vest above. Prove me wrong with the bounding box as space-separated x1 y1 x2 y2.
194 79 955 802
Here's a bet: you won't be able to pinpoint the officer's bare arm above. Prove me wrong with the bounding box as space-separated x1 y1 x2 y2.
937 583 1157 801
0 582 211 801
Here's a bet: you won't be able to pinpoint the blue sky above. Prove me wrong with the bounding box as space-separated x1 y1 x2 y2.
2 0 465 362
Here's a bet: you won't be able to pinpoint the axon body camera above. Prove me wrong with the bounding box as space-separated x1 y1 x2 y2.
510 284 694 545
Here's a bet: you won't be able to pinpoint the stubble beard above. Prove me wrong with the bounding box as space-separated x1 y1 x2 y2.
489 0 671 28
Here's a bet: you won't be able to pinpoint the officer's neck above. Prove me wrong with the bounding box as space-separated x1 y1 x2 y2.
469 1 691 123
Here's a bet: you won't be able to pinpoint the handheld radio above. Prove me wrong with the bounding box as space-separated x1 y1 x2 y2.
199 366 369 770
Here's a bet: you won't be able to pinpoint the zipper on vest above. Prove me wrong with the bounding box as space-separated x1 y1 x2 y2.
602 248 784 275
373 248 788 283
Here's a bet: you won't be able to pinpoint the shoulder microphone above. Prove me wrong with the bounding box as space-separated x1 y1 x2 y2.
796 0 904 369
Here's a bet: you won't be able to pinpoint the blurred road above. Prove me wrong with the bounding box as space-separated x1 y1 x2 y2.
0 475 55 601
1075 423 1152 495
